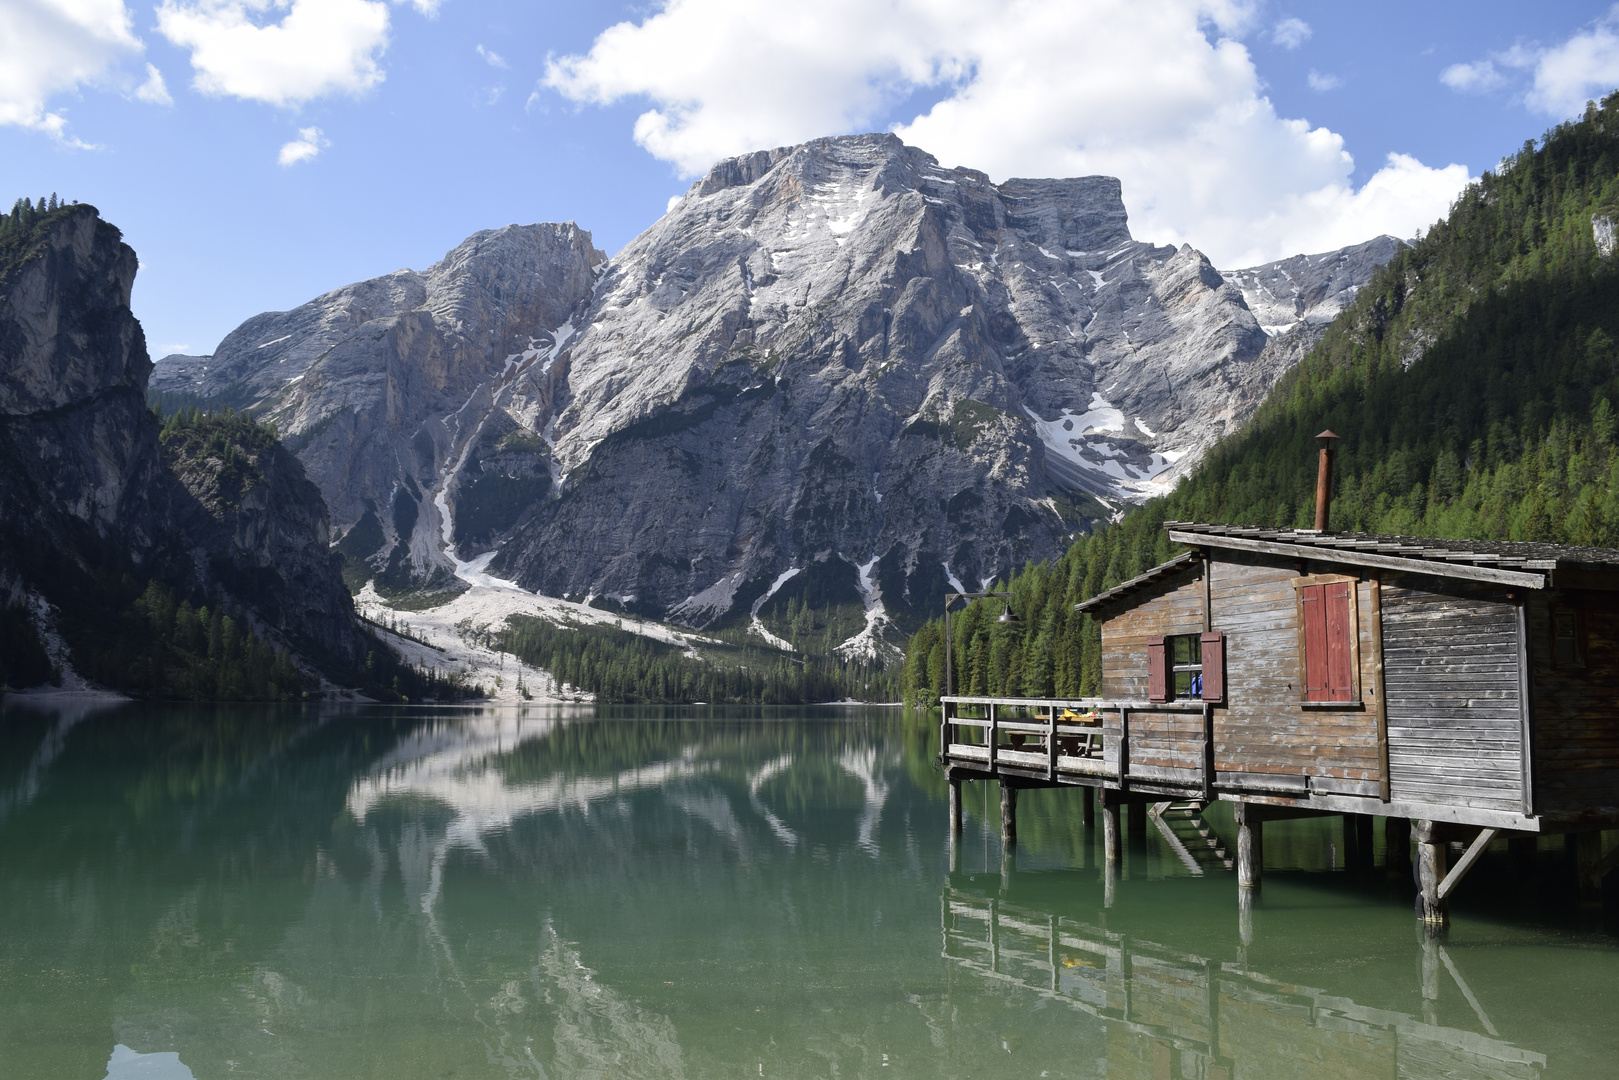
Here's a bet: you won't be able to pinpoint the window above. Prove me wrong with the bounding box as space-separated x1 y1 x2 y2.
1296 578 1358 703
1171 634 1202 699
1147 632 1224 703
1552 607 1585 669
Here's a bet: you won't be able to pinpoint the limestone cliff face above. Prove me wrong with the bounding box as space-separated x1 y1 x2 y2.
152 134 1400 644
0 205 369 682
0 206 165 550
156 222 605 589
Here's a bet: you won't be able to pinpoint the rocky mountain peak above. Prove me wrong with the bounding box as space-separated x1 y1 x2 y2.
151 133 1401 652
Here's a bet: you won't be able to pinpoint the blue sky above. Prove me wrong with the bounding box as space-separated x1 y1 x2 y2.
3 0 1617 359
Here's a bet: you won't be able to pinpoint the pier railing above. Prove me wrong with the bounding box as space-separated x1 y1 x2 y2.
940 695 1210 793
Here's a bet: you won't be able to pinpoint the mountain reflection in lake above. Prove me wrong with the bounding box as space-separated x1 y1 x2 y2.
0 702 1615 1078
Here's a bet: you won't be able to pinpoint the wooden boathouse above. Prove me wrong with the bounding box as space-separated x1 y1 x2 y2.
942 507 1619 926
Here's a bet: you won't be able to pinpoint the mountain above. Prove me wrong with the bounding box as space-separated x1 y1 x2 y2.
0 199 437 698
152 133 1399 653
902 92 1619 706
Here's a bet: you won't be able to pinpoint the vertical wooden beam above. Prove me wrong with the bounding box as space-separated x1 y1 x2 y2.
1235 801 1261 890
1127 798 1148 849
1047 705 1058 782
1577 831 1604 909
1082 784 1095 827
1356 814 1375 871
987 703 998 773
1101 790 1122 864
1415 819 1449 930
1237 883 1255 947
1368 575 1390 801
948 776 963 838
1000 783 1018 847
1386 816 1412 881
1515 600 1536 817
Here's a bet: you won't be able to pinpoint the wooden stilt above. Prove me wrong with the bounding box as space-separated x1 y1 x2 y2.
1386 816 1412 881
1420 929 1441 1025
999 784 1012 843
1103 857 1117 908
1127 798 1147 849
1237 882 1255 947
1356 814 1375 870
948 777 963 838
1101 791 1121 864
1235 802 1262 891
1415 819 1449 929
1082 785 1095 827
1577 831 1605 909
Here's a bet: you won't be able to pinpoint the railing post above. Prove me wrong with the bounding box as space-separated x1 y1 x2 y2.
1118 707 1130 790
1047 705 1058 781
988 703 998 774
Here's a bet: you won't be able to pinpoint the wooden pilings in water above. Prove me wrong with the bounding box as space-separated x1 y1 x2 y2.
1000 784 1018 847
1235 802 1262 890
1386 816 1412 881
1101 790 1122 864
1414 819 1449 929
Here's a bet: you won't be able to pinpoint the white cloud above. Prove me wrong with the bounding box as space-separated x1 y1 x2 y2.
157 0 390 107
544 0 1467 268
278 124 327 165
1439 59 1503 93
395 0 440 14
1526 8 1619 116
1271 17 1309 50
477 43 507 68
1442 7 1619 118
0 0 141 139
134 62 173 104
1306 69 1340 92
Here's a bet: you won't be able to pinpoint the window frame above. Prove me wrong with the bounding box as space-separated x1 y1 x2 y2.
1549 605 1586 670
1291 573 1362 707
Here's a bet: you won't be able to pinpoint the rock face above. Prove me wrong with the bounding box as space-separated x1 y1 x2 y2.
0 204 370 681
153 134 1400 647
157 223 606 591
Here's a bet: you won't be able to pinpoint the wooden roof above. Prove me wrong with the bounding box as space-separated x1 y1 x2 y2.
1075 523 1619 614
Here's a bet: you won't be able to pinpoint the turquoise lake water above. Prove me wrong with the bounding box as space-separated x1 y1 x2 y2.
1 701 1616 1079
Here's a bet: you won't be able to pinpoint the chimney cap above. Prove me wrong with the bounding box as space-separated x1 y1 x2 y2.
1315 429 1340 443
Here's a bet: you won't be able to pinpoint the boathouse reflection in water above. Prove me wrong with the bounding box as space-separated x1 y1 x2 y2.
941 883 1545 1080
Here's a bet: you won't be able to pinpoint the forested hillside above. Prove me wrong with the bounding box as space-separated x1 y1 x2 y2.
903 92 1619 707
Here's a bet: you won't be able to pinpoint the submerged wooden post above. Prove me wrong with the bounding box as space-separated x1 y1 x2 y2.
1415 819 1449 929
1577 831 1605 909
1235 802 1262 890
1101 790 1122 864
1386 816 1412 881
1000 784 1018 847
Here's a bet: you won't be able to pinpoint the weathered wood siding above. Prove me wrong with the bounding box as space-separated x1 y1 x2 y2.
1528 591 1619 818
1208 555 1381 783
1099 568 1202 700
1381 577 1524 813
1098 568 1206 778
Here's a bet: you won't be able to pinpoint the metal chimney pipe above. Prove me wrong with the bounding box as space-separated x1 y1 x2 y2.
1314 430 1340 531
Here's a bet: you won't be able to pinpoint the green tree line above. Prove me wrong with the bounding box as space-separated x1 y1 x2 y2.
903 91 1619 707
498 614 897 704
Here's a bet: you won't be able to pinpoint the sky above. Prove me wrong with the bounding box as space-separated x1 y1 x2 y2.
4 1 1619 360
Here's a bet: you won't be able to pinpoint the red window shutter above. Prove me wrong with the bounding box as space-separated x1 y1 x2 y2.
1200 631 1225 702
1300 584 1328 701
1146 636 1168 702
1324 581 1355 702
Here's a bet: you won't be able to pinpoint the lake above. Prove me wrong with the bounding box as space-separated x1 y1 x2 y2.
1 701 1616 1078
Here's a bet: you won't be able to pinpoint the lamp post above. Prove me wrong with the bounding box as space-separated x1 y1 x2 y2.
942 590 1018 699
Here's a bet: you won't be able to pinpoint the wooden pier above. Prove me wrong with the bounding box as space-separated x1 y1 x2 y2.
942 515 1619 929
